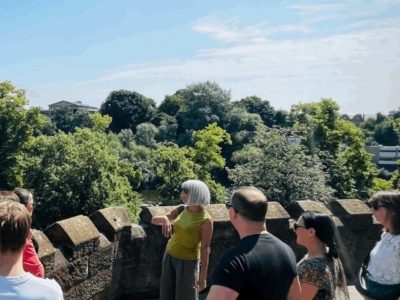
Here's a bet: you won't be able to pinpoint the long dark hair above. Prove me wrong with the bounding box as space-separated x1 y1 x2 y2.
301 211 339 259
368 191 400 234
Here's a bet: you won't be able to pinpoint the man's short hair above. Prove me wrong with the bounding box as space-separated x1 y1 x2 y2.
0 201 31 253
230 187 268 222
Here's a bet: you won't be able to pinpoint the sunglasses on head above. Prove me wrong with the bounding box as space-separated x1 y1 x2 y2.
368 202 384 210
293 222 305 231
225 201 233 209
225 201 239 213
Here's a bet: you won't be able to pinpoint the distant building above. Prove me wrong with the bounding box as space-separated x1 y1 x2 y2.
48 100 98 113
366 145 400 171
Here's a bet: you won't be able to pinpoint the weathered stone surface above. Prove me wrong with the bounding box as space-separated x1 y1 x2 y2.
267 202 291 219
98 233 111 248
90 207 132 242
206 204 229 222
64 268 112 300
327 199 373 228
32 229 58 275
88 243 115 276
32 229 55 257
51 256 89 290
141 204 230 224
139 205 175 224
286 200 332 219
121 263 161 296
38 201 388 300
328 199 371 216
45 215 100 248
43 248 68 276
131 223 146 239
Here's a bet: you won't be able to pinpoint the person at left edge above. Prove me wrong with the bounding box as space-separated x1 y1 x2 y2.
151 179 213 300
14 188 45 278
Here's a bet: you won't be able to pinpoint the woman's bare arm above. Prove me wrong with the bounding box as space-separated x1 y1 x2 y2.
151 206 182 237
197 219 213 291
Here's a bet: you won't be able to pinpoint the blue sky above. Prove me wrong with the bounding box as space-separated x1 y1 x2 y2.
1 0 400 115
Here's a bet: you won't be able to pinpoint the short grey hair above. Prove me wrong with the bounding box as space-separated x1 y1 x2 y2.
182 180 210 206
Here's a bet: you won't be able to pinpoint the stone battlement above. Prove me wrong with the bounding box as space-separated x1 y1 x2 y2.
33 200 381 299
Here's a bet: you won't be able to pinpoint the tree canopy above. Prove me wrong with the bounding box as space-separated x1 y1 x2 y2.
0 81 50 188
100 90 156 133
228 128 334 205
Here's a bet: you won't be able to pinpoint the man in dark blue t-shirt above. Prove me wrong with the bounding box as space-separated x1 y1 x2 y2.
207 187 301 300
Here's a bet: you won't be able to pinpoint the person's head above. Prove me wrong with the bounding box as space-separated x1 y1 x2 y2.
226 187 268 224
13 188 34 215
367 191 400 234
0 201 32 254
0 191 20 203
181 180 210 206
294 211 338 259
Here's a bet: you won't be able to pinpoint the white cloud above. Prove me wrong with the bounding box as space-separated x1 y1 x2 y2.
73 21 400 114
32 2 400 114
192 17 269 43
192 16 312 43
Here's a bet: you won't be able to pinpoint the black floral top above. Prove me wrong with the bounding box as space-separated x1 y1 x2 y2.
297 257 349 300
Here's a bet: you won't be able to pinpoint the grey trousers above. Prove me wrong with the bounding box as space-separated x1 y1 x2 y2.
159 252 199 300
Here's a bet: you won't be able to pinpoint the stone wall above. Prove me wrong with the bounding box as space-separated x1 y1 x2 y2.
33 200 382 300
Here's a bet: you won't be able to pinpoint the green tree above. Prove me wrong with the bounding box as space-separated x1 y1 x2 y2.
154 144 198 205
116 129 155 187
0 81 50 188
49 107 92 133
154 124 231 204
100 90 156 133
135 122 158 148
192 123 232 176
374 120 400 146
177 81 231 134
155 114 178 142
158 94 184 116
22 128 142 227
371 178 393 192
290 98 376 199
236 96 276 127
192 123 232 202
223 107 264 156
227 128 334 206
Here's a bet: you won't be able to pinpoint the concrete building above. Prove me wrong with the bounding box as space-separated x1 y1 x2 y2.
366 145 400 171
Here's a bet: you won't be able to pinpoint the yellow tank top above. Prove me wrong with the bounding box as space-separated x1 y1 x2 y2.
166 207 211 260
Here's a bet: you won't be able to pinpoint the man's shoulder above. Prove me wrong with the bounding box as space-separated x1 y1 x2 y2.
0 273 63 299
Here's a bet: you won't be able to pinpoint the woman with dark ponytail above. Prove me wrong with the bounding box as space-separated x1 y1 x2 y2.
294 211 349 300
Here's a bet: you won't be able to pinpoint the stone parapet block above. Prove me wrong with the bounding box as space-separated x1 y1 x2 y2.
139 205 176 224
45 215 100 248
327 199 373 227
45 215 100 260
88 243 115 277
206 204 229 222
32 229 55 258
63 268 112 300
286 200 332 220
90 207 132 242
51 256 89 291
32 229 59 275
140 204 230 224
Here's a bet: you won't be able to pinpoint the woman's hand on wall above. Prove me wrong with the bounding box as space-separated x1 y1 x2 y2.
160 216 172 237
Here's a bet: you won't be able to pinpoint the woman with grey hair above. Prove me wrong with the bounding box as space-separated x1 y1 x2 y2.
152 180 213 300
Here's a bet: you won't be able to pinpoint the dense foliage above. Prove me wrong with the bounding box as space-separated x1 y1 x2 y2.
22 127 142 228
1 80 399 227
228 128 334 205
